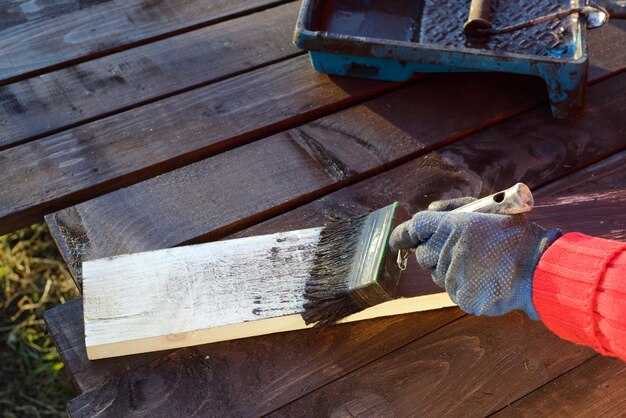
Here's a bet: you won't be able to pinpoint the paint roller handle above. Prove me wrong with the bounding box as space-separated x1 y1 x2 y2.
597 0 626 19
464 0 492 34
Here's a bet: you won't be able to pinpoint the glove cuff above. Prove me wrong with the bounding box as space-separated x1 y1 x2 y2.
523 228 563 320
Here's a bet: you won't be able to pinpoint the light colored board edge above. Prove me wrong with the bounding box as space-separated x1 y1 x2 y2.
86 293 455 359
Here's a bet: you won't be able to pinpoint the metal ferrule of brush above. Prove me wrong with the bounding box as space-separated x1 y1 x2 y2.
343 203 400 307
302 203 402 327
397 183 534 270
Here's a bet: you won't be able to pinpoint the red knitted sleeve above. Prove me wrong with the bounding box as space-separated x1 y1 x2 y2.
532 233 626 360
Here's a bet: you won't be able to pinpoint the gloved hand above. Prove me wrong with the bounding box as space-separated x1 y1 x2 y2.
389 198 562 319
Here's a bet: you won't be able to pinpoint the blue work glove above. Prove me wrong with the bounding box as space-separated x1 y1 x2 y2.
389 198 562 319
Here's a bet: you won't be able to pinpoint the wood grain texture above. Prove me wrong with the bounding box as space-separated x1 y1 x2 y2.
0 1 301 150
43 299 171 392
82 227 452 359
271 312 596 417
536 148 626 197
8 18 622 239
1 55 398 235
492 356 626 417
0 0 289 85
46 65 626 285
67 308 464 418
529 189 626 242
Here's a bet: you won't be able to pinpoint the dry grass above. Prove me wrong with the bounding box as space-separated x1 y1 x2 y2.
1 223 79 417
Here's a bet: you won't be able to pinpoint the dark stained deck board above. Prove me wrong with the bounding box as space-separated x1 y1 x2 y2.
0 0 292 85
0 1 302 150
64 308 464 417
44 87 626 398
536 148 626 198
44 27 626 394
18 0 625 413
0 55 402 236
492 356 626 417
270 314 594 417
44 64 626 287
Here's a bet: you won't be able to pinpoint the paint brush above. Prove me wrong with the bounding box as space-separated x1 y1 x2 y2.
302 183 534 327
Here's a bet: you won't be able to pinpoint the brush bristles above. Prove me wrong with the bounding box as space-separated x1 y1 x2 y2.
302 214 369 327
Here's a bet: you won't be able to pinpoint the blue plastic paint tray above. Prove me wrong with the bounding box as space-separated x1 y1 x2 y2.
294 0 591 118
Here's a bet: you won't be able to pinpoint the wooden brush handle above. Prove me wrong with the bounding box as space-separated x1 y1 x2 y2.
396 183 533 270
451 183 533 215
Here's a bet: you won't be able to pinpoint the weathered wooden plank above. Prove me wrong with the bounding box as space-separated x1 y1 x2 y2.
0 0 290 85
0 0 102 30
46 64 626 286
66 308 464 418
492 356 626 417
82 226 452 359
1 55 400 236
0 1 301 150
45 222 456 394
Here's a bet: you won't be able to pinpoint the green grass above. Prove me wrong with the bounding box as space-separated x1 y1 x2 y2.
1 224 78 417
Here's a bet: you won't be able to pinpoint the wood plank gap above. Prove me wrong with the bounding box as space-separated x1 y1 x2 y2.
485 355 601 417
0 0 296 87
265 314 469 415
534 143 626 197
0 51 305 153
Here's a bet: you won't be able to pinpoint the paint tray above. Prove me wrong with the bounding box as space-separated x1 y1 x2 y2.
294 0 592 118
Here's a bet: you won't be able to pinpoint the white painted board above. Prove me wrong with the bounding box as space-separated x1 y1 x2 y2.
83 227 454 359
